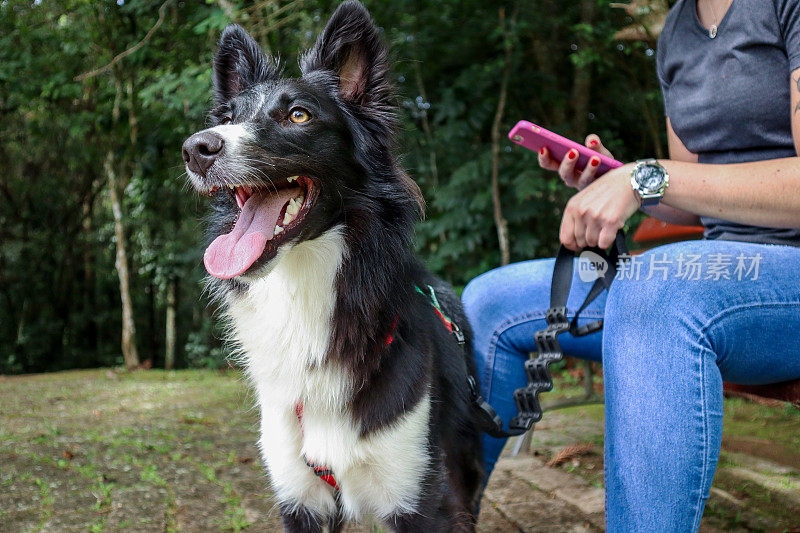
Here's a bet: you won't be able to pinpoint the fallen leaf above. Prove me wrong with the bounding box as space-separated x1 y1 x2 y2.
546 443 595 467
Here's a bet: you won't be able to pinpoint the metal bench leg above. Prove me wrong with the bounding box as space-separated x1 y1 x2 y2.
583 361 594 398
511 428 534 456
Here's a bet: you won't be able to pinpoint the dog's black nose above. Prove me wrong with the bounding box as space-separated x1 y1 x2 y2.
182 131 225 176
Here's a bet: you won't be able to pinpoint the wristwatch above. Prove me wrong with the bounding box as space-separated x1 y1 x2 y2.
630 159 669 207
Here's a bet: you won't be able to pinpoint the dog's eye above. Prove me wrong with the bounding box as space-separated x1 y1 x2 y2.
289 108 311 124
219 115 232 125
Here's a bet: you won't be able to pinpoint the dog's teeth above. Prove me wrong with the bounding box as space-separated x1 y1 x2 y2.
287 176 298 182
229 185 235 190
274 226 283 234
286 200 299 216
283 212 294 225
296 195 305 205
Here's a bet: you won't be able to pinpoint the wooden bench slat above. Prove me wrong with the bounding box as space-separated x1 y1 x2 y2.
724 382 800 408
632 217 704 243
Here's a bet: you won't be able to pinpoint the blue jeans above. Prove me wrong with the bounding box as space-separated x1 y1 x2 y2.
462 240 800 532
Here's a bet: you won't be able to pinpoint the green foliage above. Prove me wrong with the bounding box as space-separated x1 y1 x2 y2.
0 0 665 372
184 320 229 369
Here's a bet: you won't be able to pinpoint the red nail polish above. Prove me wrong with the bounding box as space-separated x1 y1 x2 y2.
591 158 599 167
540 147 546 155
568 150 577 160
589 140 598 147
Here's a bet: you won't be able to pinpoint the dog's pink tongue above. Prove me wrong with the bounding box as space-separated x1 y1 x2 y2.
204 187 300 279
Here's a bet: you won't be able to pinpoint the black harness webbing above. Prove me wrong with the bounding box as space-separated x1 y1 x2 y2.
474 232 629 439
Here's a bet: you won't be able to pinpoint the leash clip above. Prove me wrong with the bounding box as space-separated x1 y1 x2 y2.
451 322 466 345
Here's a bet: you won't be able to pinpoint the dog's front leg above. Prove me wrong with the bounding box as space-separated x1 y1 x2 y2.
384 510 449 533
257 402 338 531
279 502 344 533
386 510 474 533
279 502 325 533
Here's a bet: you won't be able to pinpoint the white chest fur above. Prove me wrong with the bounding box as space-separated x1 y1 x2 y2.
224 228 430 522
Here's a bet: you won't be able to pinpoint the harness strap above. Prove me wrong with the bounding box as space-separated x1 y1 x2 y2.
384 315 399 346
414 284 464 341
414 284 506 436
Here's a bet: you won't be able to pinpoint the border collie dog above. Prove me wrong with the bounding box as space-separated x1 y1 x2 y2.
182 2 483 530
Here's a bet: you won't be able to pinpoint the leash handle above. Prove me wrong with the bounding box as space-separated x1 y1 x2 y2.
483 231 628 439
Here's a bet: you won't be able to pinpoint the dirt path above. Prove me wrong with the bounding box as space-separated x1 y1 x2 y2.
1 369 798 532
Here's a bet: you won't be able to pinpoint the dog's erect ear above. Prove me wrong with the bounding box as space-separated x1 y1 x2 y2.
301 1 390 107
213 24 276 103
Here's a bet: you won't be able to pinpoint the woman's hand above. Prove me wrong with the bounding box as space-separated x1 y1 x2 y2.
560 163 640 251
538 134 615 190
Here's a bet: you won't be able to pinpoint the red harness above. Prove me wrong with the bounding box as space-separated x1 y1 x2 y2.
294 285 459 492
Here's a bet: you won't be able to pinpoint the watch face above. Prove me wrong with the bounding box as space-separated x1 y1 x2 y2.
635 164 664 192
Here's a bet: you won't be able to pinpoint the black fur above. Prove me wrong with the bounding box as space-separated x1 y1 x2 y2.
213 24 280 104
279 502 344 533
190 2 484 530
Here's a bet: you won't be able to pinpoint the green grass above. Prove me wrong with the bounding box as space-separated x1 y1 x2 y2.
2 367 797 532
0 368 278 531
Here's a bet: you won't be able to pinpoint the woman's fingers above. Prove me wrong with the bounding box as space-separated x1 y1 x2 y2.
561 195 589 251
558 149 580 187
585 134 614 159
560 208 577 251
572 214 588 250
561 164 638 252
575 156 601 189
563 187 613 251
544 134 615 192
537 146 560 171
598 225 619 250
584 213 601 248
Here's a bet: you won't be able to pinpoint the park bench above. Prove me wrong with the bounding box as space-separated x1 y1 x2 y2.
512 217 799 455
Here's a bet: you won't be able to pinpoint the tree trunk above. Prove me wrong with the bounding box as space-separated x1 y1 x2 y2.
530 0 565 127
412 35 438 187
569 0 598 138
105 150 139 370
490 6 516 266
165 278 176 370
82 194 98 352
148 280 156 365
642 94 666 159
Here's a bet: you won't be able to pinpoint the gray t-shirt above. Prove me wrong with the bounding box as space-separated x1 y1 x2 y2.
657 0 800 246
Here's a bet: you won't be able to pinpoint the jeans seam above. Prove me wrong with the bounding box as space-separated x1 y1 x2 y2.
483 309 605 398
484 311 545 399
690 338 710 531
698 300 800 368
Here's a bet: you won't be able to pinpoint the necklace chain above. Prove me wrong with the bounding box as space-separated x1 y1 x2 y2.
706 0 720 38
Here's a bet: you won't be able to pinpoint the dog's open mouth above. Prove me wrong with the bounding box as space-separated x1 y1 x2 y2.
203 175 316 279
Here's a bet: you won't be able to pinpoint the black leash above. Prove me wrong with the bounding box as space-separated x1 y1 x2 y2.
471 231 629 439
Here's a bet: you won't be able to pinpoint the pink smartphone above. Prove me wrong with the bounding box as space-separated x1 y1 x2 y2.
508 120 623 176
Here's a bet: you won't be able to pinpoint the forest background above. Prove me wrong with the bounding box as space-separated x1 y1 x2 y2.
0 0 669 373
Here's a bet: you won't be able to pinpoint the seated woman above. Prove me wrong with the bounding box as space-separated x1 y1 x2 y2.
463 0 800 530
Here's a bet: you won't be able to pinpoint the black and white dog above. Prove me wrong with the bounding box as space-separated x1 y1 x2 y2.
182 2 483 530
